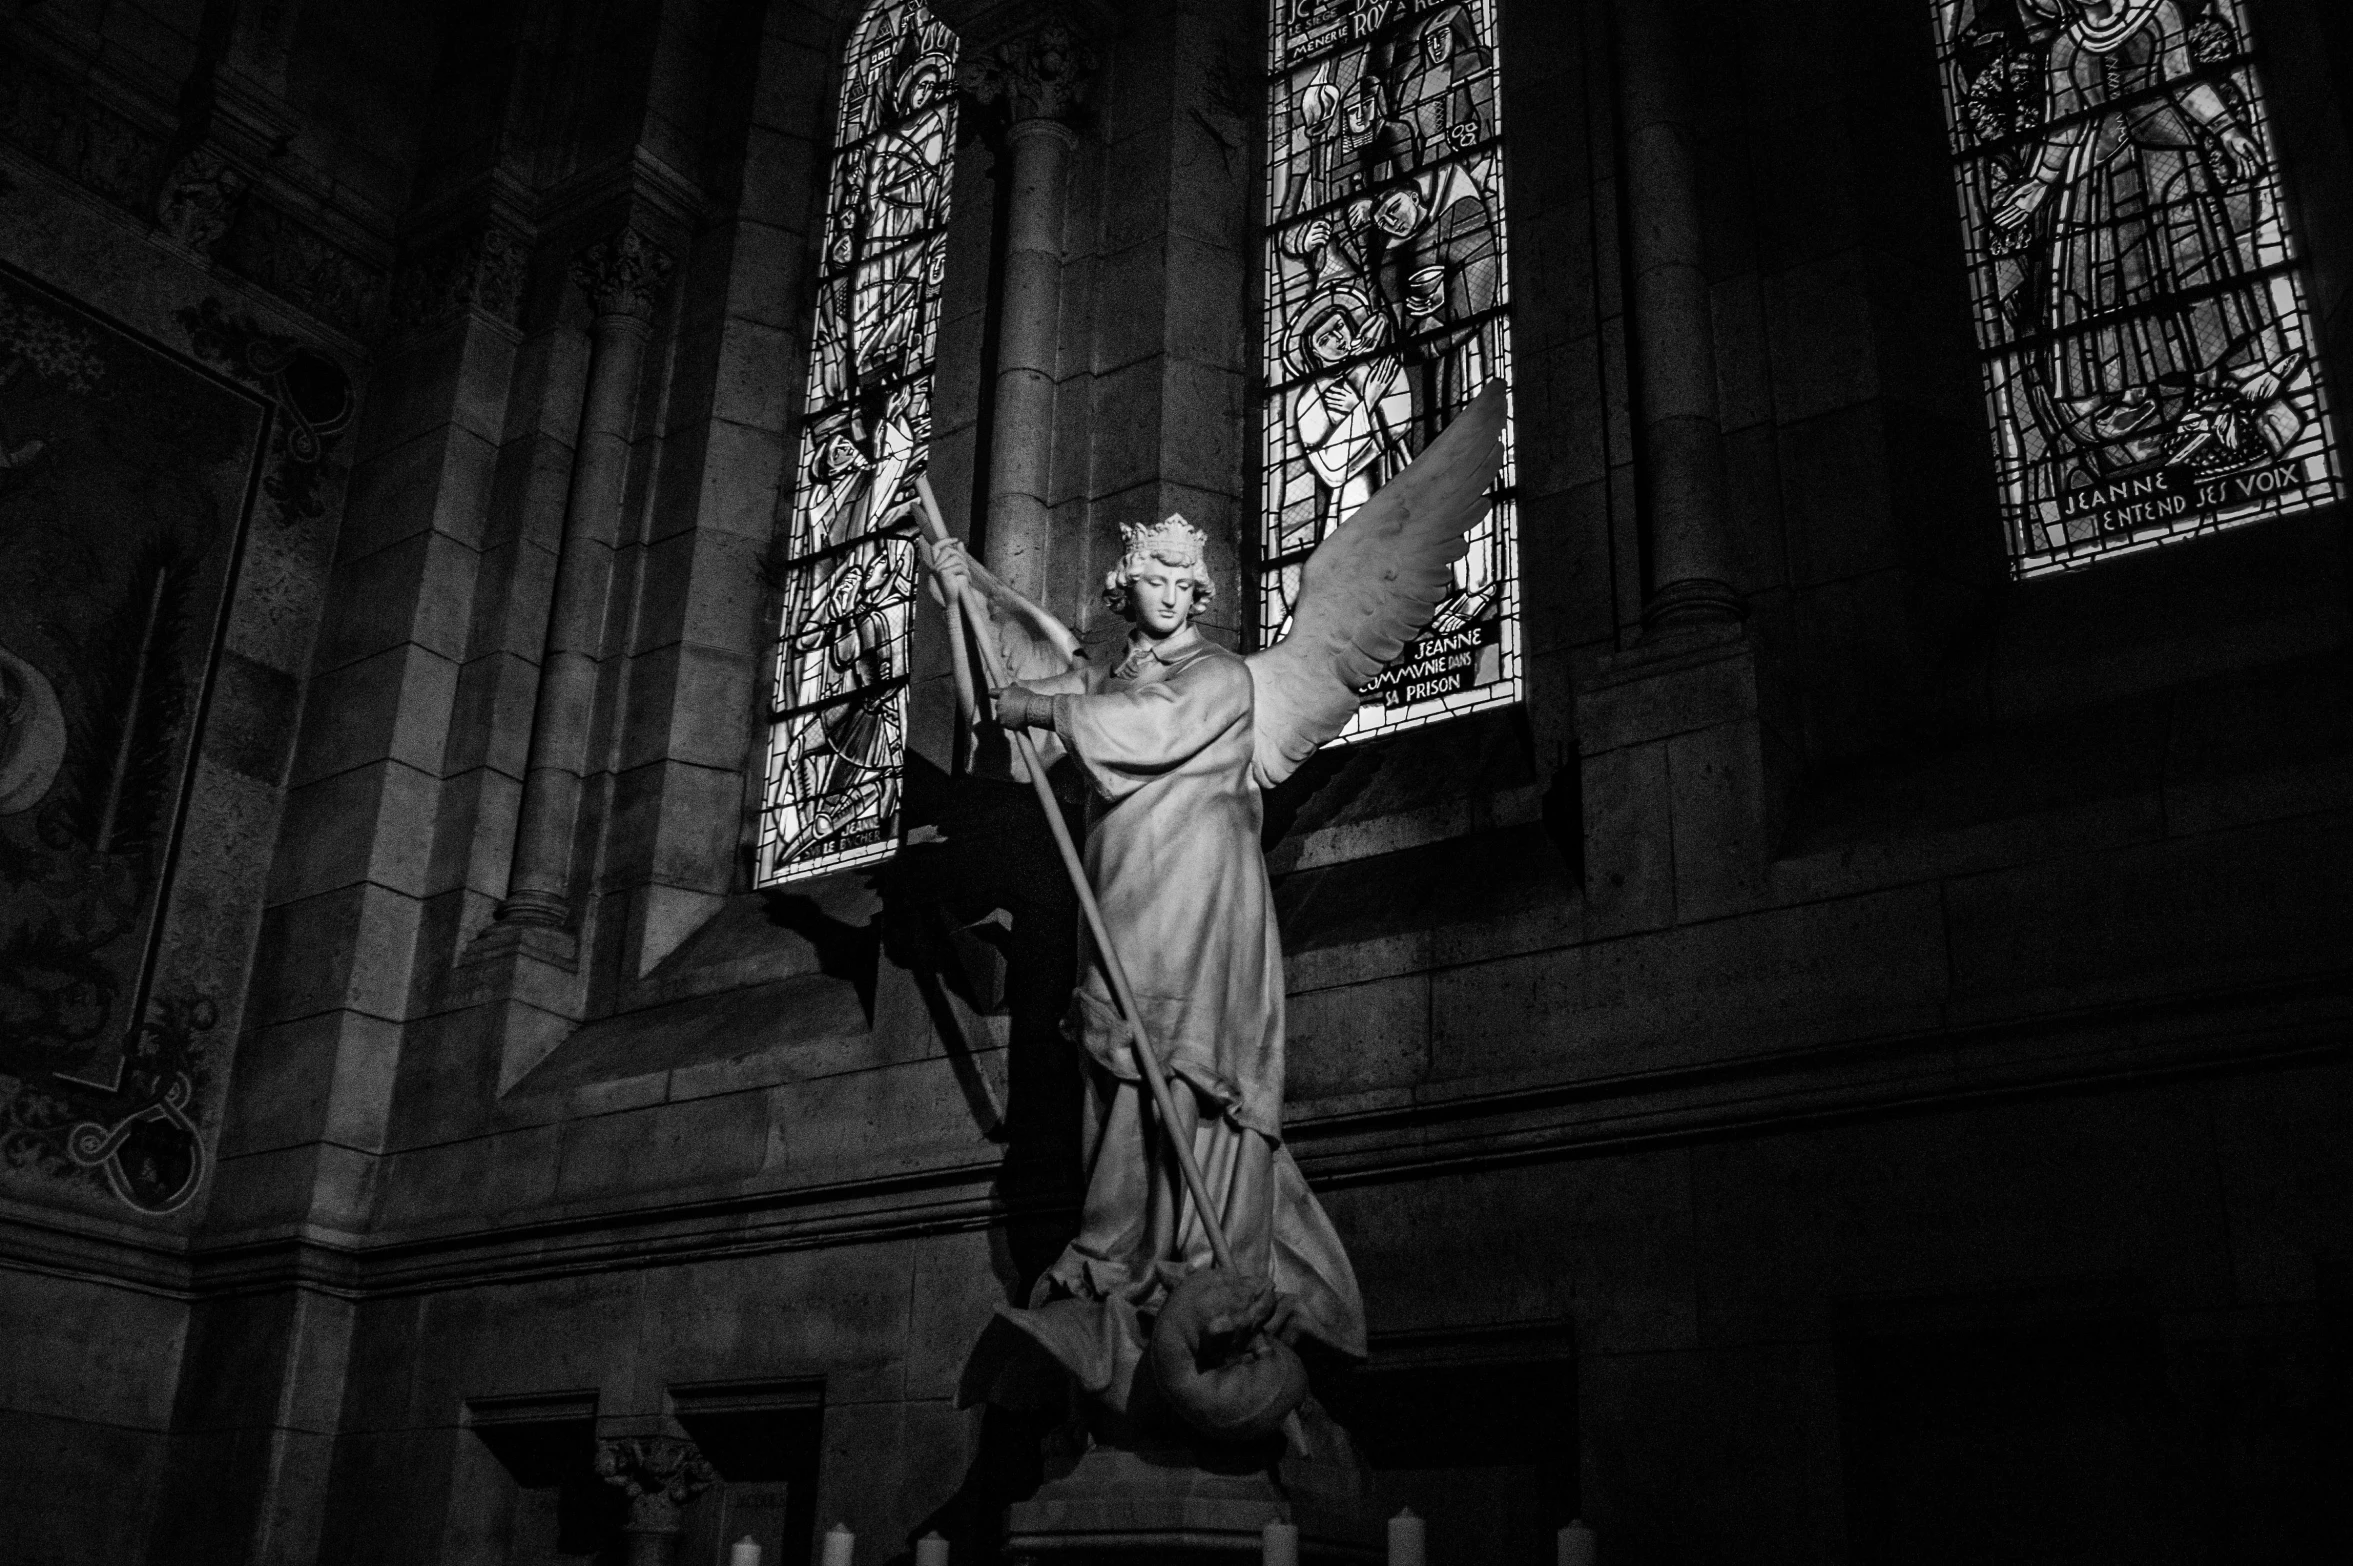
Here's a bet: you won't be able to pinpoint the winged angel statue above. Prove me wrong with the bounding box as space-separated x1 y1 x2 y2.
929 382 1505 1438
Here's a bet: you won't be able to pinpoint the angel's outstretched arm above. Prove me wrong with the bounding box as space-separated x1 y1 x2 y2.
921 535 1086 780
921 537 1086 690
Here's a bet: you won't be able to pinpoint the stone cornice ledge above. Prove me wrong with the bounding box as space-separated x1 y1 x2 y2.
145 970 2353 1301
0 1202 196 1299
187 1153 1020 1299
1287 971 2353 1185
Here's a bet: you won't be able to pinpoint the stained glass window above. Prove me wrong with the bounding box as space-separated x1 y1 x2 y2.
757 0 959 885
1932 0 2339 576
1261 0 1519 734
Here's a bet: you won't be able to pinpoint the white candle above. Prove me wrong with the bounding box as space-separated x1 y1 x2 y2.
1262 1519 1299 1566
916 1534 950 1566
1558 1520 1597 1566
821 1524 855 1566
1387 1508 1424 1566
729 1539 763 1566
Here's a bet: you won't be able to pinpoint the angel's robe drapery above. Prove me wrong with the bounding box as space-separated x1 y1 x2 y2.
992 622 1367 1404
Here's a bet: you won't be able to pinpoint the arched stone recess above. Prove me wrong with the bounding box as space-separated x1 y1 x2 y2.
391 0 1019 1128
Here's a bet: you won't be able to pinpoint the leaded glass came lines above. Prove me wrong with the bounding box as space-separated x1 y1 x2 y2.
1261 0 1520 734
757 0 958 886
1932 0 2339 575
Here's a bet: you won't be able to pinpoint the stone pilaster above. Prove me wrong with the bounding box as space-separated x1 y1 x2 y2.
1611 0 1742 636
960 14 1096 604
494 224 673 936
1573 0 1785 933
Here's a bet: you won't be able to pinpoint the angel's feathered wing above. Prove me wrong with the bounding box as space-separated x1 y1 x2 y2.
1245 381 1507 789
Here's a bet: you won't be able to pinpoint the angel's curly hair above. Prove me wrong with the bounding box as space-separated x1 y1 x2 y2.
1103 514 1217 619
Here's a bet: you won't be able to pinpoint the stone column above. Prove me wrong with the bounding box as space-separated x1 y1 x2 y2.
961 18 1095 604
495 226 673 930
1612 0 1742 635
595 1436 716 1566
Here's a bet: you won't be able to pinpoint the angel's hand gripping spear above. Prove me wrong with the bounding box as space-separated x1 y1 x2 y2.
911 468 1243 1270
909 381 1506 1435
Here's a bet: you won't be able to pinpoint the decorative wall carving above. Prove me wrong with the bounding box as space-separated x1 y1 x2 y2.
386 221 531 342
217 201 388 342
0 48 386 342
571 227 674 321
154 148 250 260
594 1436 715 1536
958 15 1096 123
0 47 166 214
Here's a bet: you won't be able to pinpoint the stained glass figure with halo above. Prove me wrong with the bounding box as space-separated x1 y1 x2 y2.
1932 0 2338 574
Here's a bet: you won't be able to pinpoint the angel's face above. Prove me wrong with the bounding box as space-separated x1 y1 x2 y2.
1126 556 1199 637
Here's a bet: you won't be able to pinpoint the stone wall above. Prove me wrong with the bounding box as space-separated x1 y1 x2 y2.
0 1 390 1554
2 0 2349 1563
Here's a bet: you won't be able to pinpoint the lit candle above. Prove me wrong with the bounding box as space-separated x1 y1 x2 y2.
1263 1519 1299 1566
730 1540 763 1566
916 1534 950 1566
1558 1520 1597 1566
822 1524 855 1566
1387 1509 1424 1566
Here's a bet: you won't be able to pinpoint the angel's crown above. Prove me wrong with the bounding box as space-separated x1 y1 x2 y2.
1120 513 1209 565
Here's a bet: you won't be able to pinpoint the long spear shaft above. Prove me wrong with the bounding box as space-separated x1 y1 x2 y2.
911 474 1237 1272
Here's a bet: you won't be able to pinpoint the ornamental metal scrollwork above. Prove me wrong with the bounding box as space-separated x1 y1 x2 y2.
175 297 354 523
63 993 215 1214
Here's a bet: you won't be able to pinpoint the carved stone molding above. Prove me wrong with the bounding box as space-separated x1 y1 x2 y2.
0 45 167 215
0 44 387 342
959 14 1097 125
154 148 249 260
594 1436 715 1536
217 200 388 342
570 227 674 321
387 221 531 343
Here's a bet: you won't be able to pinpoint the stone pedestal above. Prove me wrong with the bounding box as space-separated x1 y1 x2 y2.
1007 1411 1381 1566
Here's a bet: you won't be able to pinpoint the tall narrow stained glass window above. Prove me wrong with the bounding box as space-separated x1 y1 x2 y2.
758 0 958 885
1262 0 1519 733
1933 0 2339 575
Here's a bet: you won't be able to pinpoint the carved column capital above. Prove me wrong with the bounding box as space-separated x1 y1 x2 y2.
958 15 1096 125
594 1436 715 1536
570 228 675 321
